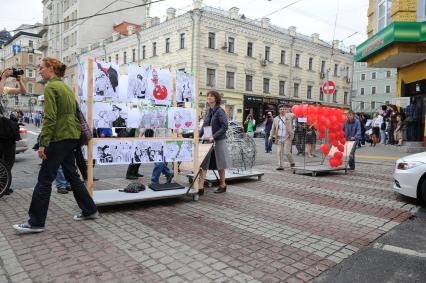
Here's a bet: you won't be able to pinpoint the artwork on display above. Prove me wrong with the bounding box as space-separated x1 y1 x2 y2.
132 140 165 163
167 107 196 130
176 71 195 103
93 59 120 101
93 102 128 128
95 140 133 165
77 60 87 99
127 65 149 102
147 68 172 105
78 99 88 120
164 140 193 162
139 106 168 129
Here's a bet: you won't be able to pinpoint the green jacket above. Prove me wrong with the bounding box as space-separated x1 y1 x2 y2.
40 77 80 147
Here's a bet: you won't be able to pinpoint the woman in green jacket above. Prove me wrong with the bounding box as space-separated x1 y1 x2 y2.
13 57 98 233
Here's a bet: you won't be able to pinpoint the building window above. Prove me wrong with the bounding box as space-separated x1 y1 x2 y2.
319 87 324 101
360 88 365 95
293 83 299 97
371 101 376 110
208 32 215 49
295 54 300 67
28 54 33 64
360 101 364 110
280 50 286 64
263 78 270 94
28 40 33 48
245 75 253 91
27 83 33 93
108 56 111 62
308 57 313 70
334 64 339 76
115 54 119 64
372 86 376 94
206 68 215 87
264 46 270 61
28 69 33 78
386 85 391 93
377 0 392 32
279 81 286 96
121 51 126 64
418 0 426 21
361 73 366 80
165 38 170 53
226 71 235 89
132 49 136 62
307 85 312 99
180 33 185 49
320 60 326 74
142 45 146 59
386 70 391 78
333 90 337 103
178 68 185 72
227 37 235 53
344 91 348 104
152 42 157 56
247 42 253 57
372 72 376 79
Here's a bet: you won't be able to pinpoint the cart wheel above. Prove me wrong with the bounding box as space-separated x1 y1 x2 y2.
193 194 199 201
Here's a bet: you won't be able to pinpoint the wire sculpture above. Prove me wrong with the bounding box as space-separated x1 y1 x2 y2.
226 125 256 173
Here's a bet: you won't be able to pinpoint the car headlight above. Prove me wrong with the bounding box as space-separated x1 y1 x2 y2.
396 161 424 170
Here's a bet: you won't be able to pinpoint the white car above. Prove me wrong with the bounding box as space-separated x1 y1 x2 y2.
394 152 426 202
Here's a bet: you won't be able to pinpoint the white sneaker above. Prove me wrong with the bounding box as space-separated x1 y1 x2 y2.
13 223 44 233
73 211 99 221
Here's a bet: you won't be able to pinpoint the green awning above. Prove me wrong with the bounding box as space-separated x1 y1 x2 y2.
356 21 426 62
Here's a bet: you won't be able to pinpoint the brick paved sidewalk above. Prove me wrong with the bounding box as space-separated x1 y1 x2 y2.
0 160 418 282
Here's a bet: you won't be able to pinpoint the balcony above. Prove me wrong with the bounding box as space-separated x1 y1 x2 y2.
38 39 48 51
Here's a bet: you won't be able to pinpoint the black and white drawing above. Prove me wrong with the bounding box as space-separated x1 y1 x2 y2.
93 102 128 128
167 107 196 130
77 60 87 99
147 68 172 105
93 59 120 100
164 140 193 162
95 140 133 165
128 65 149 102
176 71 195 103
132 140 165 163
139 106 168 129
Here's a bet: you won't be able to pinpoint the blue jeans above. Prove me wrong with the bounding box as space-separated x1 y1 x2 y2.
380 129 386 144
151 162 173 184
349 142 357 169
264 132 272 152
55 166 70 188
28 140 97 227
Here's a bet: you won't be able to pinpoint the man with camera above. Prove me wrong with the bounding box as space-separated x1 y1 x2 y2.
0 68 27 195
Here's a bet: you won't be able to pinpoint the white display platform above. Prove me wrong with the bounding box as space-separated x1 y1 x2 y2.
93 186 197 206
292 165 348 177
187 169 264 187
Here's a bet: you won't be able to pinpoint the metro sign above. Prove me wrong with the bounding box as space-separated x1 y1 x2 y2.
322 81 336 95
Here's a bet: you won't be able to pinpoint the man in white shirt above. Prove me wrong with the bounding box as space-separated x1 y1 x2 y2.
269 105 295 170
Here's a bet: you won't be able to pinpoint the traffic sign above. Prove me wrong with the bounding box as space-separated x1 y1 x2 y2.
322 81 336 95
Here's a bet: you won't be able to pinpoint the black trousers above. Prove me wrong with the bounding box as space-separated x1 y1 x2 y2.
28 139 97 227
0 141 16 171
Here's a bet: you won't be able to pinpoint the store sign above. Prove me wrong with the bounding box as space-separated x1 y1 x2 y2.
244 95 263 103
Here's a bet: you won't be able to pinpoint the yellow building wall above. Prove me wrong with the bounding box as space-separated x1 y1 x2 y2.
396 60 426 98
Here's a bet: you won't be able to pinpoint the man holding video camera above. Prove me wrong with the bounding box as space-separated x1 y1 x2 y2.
0 68 27 195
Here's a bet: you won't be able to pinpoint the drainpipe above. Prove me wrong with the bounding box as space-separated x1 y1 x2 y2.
136 31 141 65
288 36 295 99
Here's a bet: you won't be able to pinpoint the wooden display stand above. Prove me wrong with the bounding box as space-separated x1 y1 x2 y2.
83 59 200 206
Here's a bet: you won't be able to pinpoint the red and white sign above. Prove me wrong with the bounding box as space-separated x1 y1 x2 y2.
322 81 336 95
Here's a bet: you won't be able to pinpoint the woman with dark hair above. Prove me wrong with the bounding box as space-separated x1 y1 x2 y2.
199 90 229 194
13 57 98 233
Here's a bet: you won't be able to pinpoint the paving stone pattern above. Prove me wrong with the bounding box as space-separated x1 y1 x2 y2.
0 160 418 282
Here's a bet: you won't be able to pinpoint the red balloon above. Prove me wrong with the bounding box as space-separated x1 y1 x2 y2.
337 144 345 152
329 158 338 168
324 118 331 129
339 114 346 123
320 143 330 155
328 132 336 140
318 131 325 139
302 104 309 116
339 137 346 145
333 151 343 160
291 105 298 116
337 158 343 166
317 124 326 133
331 140 339 147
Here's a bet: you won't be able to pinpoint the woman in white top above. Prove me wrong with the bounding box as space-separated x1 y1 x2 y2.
371 112 381 146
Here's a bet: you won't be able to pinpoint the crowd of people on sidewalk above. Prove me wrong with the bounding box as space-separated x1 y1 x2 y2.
7 110 44 128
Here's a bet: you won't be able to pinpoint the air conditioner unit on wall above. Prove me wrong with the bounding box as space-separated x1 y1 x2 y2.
221 42 228 50
320 72 325 79
260 59 267 66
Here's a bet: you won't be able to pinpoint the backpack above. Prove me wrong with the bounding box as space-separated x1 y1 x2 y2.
0 116 20 142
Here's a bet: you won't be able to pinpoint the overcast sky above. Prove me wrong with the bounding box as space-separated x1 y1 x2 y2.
1 0 368 47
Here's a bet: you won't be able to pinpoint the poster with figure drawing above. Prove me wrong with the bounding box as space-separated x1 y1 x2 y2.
78 99 88 120
94 140 133 165
77 60 87 99
131 140 165 163
93 59 120 101
93 102 128 128
167 107 196 130
127 105 141 128
147 68 172 105
128 65 149 102
164 140 193 162
117 75 129 102
176 71 195 103
139 106 168 129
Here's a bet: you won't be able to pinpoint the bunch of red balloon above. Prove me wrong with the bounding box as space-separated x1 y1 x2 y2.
291 104 346 168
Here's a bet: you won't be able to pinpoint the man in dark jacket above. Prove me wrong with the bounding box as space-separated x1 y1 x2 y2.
264 112 273 153
343 111 361 170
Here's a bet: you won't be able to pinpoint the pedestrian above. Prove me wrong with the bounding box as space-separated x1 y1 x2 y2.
244 113 255 138
305 124 317 158
343 111 361 170
269 104 295 170
13 57 98 234
0 68 27 195
55 166 72 194
394 114 403 146
264 112 273 153
379 105 388 144
199 90 229 194
294 122 306 155
371 112 381 146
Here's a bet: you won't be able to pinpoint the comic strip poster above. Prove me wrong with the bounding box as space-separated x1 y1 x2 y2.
127 64 149 103
139 106 168 129
176 71 195 103
117 75 129 102
131 140 165 163
77 60 87 99
93 59 120 101
164 140 193 162
147 68 172 105
95 140 133 165
127 105 142 129
93 102 128 128
167 107 196 130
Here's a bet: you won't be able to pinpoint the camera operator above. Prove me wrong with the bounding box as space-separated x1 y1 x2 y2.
0 68 27 195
